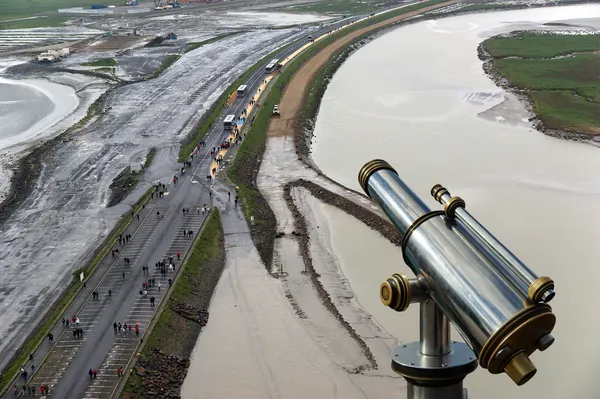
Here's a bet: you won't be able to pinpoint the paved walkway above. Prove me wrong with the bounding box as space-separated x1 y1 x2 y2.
4 199 160 398
82 210 207 399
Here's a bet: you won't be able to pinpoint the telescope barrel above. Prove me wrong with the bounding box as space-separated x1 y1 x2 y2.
358 160 556 386
430 185 554 303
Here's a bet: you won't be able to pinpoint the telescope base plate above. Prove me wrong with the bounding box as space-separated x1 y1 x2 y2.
391 342 478 385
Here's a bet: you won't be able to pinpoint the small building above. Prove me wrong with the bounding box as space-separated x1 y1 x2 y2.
237 85 247 97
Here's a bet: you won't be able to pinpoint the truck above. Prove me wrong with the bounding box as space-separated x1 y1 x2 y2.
37 48 70 63
125 0 139 5
91 4 108 9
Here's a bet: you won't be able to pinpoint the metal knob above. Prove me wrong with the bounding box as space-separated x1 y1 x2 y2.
380 274 427 311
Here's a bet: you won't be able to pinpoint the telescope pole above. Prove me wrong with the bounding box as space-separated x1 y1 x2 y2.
402 299 468 399
420 298 450 357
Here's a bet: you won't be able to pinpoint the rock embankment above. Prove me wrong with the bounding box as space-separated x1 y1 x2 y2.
290 179 402 245
281 179 405 371
230 148 277 270
172 302 209 325
133 348 190 398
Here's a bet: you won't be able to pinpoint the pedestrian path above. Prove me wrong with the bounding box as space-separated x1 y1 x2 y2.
82 210 207 399
24 205 161 397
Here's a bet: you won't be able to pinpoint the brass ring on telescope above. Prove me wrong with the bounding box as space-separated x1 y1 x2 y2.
430 184 449 202
358 159 397 197
528 276 554 303
479 303 555 385
380 273 411 311
444 196 466 219
401 210 445 264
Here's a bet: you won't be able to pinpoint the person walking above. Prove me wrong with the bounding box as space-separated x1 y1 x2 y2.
88 369 93 380
176 251 180 261
158 281 161 292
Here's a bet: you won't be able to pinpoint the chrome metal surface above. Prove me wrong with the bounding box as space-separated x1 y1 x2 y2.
434 189 554 303
420 299 450 356
364 169 528 354
391 341 478 383
409 278 428 304
407 382 465 399
541 290 555 303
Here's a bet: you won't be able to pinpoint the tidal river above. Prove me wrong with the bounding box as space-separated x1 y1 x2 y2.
311 4 600 399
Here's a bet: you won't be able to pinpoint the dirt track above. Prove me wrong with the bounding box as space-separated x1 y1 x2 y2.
267 0 459 138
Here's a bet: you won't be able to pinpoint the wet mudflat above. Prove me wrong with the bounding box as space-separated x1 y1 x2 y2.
0 27 304 372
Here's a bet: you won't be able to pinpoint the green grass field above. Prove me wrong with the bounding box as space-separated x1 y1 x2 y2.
0 15 72 29
289 0 384 15
485 33 600 58
82 58 117 67
485 33 600 134
148 54 181 79
0 0 117 18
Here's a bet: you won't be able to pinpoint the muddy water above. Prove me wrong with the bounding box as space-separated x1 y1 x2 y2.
0 78 78 149
311 4 600 399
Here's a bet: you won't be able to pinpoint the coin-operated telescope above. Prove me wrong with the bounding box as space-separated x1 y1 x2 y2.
358 160 556 399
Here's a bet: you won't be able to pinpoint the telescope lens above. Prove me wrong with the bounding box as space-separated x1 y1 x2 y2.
380 281 394 306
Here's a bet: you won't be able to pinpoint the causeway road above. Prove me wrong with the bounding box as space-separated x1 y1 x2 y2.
2 12 381 399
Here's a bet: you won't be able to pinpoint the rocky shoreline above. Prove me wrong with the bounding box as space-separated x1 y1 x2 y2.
130 348 190 399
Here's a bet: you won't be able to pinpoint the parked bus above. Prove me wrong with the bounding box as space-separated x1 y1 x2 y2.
237 85 248 97
265 59 279 73
223 114 236 130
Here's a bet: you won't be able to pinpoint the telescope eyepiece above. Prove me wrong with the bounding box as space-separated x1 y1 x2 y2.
504 352 537 386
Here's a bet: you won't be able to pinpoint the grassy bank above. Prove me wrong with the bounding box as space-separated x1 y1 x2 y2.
0 1 116 18
82 58 117 67
0 15 70 30
148 54 181 79
185 32 239 53
484 32 600 134
485 33 600 58
289 0 383 15
227 0 452 269
123 210 225 397
0 186 153 396
461 0 591 12
177 42 294 162
107 148 156 207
